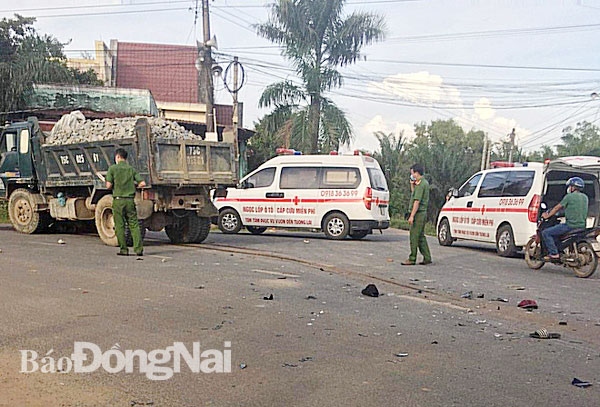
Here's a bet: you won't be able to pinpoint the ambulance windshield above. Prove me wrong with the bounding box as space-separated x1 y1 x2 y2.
368 168 388 191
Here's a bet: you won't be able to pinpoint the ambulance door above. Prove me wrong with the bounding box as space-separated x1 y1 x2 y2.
277 166 320 228
449 173 483 240
475 171 510 242
238 167 277 227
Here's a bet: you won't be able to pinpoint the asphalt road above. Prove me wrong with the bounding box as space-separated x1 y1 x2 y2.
1 225 599 406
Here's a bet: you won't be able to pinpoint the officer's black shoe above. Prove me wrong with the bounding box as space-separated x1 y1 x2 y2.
135 252 144 257
117 251 129 256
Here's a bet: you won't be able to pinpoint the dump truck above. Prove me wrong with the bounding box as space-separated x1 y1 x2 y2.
0 116 237 245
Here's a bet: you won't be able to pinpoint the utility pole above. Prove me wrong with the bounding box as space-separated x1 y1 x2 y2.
507 128 516 164
481 135 488 171
232 56 239 161
199 0 214 133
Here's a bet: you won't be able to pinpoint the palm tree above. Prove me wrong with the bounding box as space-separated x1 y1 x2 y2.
256 0 385 153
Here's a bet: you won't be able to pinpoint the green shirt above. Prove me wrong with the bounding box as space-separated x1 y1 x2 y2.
106 161 142 198
411 178 430 213
560 191 588 229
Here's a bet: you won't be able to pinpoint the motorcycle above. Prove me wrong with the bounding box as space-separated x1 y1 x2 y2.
525 204 600 278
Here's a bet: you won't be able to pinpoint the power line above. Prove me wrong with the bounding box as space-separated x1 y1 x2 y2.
0 0 192 14
26 6 192 19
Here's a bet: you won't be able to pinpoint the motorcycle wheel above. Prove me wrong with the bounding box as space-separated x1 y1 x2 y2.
571 241 598 278
524 237 545 270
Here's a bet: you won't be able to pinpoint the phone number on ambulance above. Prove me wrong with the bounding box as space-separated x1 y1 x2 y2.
320 190 358 197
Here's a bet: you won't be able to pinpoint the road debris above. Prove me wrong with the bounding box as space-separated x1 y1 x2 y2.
361 284 379 298
492 297 509 303
194 285 205 289
386 258 394 262
571 378 592 388
475 319 487 325
239 363 247 369
476 293 484 299
306 295 317 300
394 353 409 358
130 400 154 406
530 328 561 339
518 299 538 310
57 239 65 245
508 285 526 290
559 321 568 326
303 239 310 244
263 294 274 300
461 291 473 299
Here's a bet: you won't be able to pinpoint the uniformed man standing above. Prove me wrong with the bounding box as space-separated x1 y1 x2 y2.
105 148 146 256
402 163 432 266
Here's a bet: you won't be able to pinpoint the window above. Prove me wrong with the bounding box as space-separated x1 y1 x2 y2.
367 168 388 191
478 171 510 198
280 167 320 189
459 174 482 197
19 129 29 154
321 167 361 189
502 171 535 197
245 167 275 188
1 133 16 153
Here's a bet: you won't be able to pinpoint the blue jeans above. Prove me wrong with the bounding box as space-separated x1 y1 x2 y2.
541 223 573 256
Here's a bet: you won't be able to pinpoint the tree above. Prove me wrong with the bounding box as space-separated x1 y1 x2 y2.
372 131 409 215
256 0 385 153
525 145 556 162
407 120 485 221
0 14 102 117
556 121 600 156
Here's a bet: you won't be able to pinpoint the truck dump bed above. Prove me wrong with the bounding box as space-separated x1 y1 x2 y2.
36 118 237 189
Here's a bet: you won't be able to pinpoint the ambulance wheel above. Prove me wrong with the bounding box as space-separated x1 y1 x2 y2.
8 189 49 234
218 209 242 234
95 195 118 247
125 220 146 247
247 226 267 235
437 218 453 246
496 224 517 257
193 217 211 243
323 212 350 240
349 230 369 240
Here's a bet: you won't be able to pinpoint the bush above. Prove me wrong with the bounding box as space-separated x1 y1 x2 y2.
0 200 7 223
390 215 436 236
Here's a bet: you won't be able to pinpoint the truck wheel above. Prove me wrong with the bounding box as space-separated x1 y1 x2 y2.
125 220 147 247
165 214 200 244
193 217 211 243
95 195 118 247
496 224 517 257
437 218 454 246
8 189 48 234
323 212 350 240
218 209 242 234
247 226 267 235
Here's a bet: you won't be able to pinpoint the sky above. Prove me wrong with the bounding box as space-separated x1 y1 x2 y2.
1 0 600 154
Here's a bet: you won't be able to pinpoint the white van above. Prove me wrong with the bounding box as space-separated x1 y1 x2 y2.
213 151 390 239
437 156 600 256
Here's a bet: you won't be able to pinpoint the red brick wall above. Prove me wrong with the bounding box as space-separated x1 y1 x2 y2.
116 42 198 103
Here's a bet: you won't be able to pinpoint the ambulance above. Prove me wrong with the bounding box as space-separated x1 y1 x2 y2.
213 149 390 239
437 156 600 256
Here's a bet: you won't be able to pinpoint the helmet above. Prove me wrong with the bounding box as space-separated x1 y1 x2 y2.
566 177 585 190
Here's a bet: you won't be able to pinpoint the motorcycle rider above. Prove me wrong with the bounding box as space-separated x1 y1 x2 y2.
540 177 588 261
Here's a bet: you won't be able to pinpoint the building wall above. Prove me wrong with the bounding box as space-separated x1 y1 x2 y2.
66 41 115 85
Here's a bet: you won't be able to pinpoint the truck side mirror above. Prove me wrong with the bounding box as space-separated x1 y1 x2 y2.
452 188 459 198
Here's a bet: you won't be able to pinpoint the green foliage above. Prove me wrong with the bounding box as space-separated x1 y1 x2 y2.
372 131 410 215
0 14 102 118
524 145 557 162
0 201 7 223
390 216 436 236
256 0 385 153
556 121 600 156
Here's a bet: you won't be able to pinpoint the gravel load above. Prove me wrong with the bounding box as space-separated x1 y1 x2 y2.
45 111 204 145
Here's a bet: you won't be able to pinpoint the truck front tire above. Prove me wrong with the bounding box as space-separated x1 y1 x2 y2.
166 213 206 244
95 195 118 247
8 189 48 234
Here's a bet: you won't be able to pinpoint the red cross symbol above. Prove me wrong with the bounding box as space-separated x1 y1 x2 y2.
293 196 300 205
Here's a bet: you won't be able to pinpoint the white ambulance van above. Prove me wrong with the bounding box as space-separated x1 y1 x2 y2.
437 157 600 256
213 150 390 239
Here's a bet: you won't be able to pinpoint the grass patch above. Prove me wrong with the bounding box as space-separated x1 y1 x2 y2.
390 215 437 236
0 200 7 223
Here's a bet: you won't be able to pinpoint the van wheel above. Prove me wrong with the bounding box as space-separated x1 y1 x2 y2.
437 218 453 246
8 189 48 234
496 224 517 257
323 212 350 240
218 209 242 234
95 195 118 247
247 226 267 235
349 230 369 240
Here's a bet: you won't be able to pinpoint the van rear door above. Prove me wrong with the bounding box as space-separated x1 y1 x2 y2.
366 167 390 220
